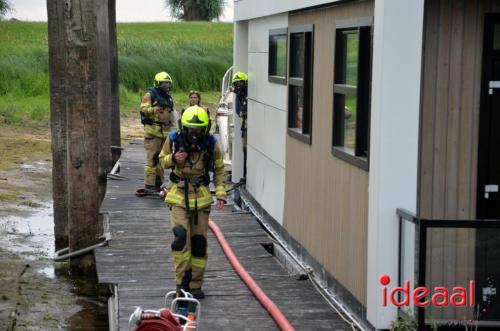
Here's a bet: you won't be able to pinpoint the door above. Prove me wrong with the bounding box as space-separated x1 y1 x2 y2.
476 13 500 322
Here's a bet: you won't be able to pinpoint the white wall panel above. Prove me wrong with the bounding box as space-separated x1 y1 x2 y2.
239 12 288 224
247 145 285 225
234 0 341 21
261 157 285 224
366 0 424 329
248 52 287 111
246 145 265 201
247 99 266 155
264 105 286 168
248 14 288 53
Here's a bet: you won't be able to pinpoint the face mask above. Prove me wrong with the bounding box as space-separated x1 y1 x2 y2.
187 129 203 146
159 83 171 95
233 82 246 94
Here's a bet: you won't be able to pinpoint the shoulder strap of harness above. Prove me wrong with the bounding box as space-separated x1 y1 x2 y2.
148 88 161 107
148 88 174 110
203 134 217 180
169 131 181 154
148 87 159 106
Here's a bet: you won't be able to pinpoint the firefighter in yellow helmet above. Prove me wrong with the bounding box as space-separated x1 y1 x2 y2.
159 105 227 299
231 71 248 178
138 72 179 195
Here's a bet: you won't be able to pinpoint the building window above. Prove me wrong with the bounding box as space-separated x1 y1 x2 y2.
288 25 314 144
268 28 287 84
332 17 372 170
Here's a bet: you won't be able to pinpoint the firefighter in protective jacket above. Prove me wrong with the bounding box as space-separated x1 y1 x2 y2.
140 71 178 193
231 71 248 178
185 90 216 134
159 105 227 299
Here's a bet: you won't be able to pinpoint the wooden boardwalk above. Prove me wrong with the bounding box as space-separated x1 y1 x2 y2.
95 140 352 330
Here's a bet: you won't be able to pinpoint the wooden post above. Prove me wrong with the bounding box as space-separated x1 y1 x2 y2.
47 0 114 274
66 0 100 274
108 0 121 164
47 0 68 251
96 0 112 202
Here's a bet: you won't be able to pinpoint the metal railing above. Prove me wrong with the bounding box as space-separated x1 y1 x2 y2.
397 208 500 330
220 66 234 100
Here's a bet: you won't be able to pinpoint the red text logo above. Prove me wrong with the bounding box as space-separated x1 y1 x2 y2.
380 275 475 307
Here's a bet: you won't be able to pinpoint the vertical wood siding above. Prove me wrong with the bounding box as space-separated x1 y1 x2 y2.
419 0 500 321
284 0 374 306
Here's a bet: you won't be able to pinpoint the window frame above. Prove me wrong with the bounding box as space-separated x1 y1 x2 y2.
268 28 288 85
287 24 314 145
332 17 373 171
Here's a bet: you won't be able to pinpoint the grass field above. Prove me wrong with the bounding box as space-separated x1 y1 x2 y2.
0 21 233 124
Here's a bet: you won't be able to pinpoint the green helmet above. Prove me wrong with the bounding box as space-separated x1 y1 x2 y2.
231 71 248 84
154 71 173 87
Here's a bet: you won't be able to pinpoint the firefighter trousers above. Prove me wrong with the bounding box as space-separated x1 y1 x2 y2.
144 135 165 187
170 205 210 290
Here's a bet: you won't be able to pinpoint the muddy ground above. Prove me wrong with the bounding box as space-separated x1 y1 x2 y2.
0 116 143 330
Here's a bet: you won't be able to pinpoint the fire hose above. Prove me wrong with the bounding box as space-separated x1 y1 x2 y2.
208 219 295 331
131 307 192 331
130 221 294 331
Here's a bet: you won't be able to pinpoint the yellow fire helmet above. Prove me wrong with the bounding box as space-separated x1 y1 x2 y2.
181 105 210 131
153 71 173 87
231 71 248 84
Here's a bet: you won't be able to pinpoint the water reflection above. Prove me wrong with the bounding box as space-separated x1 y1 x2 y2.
63 272 109 330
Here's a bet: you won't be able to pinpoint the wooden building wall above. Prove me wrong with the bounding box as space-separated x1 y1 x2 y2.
418 0 500 321
284 0 373 306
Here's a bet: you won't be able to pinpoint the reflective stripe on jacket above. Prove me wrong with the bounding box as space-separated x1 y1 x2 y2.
159 134 227 207
164 184 213 209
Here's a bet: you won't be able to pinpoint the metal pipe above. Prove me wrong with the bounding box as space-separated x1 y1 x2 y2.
110 159 120 175
54 247 69 257
54 241 108 262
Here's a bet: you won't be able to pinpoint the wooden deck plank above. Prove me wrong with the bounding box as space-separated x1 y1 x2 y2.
95 140 352 330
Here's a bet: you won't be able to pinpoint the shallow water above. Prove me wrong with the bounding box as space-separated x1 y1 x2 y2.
0 203 109 330
0 204 54 260
19 161 51 173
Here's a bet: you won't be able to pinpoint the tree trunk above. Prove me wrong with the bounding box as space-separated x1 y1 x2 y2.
183 3 203 21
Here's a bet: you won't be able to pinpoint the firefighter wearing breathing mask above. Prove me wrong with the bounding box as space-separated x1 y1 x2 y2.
159 105 227 299
139 72 178 194
231 71 248 178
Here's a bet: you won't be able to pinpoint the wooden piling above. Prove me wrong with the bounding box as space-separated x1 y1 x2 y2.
96 0 112 202
47 0 114 274
47 0 68 251
108 0 121 165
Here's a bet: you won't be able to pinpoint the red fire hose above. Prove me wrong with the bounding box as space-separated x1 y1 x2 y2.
133 308 184 331
208 219 295 331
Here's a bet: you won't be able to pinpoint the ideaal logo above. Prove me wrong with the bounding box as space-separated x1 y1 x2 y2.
380 275 475 307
